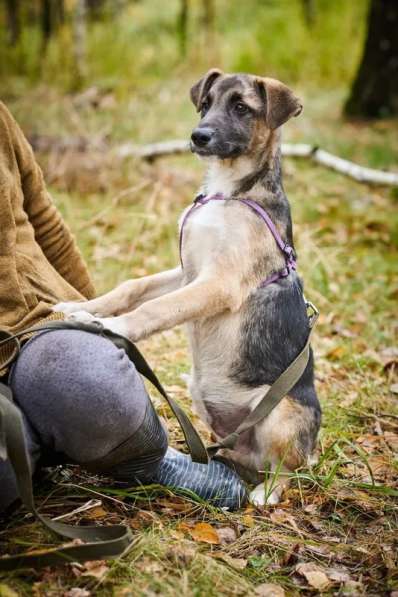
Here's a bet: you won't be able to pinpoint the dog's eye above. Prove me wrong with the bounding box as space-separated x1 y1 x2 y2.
201 100 210 115
235 102 249 115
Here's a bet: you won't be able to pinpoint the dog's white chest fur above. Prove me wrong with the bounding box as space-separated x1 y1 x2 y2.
179 198 253 278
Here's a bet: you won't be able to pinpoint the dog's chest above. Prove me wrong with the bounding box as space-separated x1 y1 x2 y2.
180 201 253 276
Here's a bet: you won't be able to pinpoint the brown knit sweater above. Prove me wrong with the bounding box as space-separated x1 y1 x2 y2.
0 101 95 370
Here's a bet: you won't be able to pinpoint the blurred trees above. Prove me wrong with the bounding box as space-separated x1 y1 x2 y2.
345 0 398 118
5 0 21 45
1 0 384 113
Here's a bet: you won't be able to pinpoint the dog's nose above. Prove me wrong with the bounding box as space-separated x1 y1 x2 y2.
191 127 214 147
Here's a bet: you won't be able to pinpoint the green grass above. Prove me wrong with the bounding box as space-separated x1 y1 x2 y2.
0 1 398 594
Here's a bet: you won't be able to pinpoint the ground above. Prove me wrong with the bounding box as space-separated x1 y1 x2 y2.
0 7 397 589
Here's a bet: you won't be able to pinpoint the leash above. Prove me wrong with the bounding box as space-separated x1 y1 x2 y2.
0 191 318 567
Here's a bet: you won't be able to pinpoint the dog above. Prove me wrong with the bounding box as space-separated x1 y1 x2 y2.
54 69 321 506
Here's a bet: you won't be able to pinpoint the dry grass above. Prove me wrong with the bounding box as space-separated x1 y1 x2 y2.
0 79 397 596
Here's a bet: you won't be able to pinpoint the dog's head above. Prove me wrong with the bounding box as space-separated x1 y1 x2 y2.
190 69 302 159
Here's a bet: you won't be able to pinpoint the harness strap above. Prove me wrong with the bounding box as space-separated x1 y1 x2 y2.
179 193 297 287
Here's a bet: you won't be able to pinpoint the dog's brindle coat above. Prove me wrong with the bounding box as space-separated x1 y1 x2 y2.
55 70 321 505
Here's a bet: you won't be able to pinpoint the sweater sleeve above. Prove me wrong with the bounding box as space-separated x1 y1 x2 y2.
1 103 96 300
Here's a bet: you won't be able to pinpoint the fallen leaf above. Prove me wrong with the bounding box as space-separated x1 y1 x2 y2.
282 543 300 566
217 527 237 544
85 506 107 519
296 562 330 591
384 431 398 452
379 347 398 371
390 383 398 395
113 589 134 597
81 560 109 580
254 583 285 596
129 510 160 530
189 522 220 544
356 434 383 452
242 514 255 527
165 544 196 566
215 553 247 570
158 498 194 513
64 590 91 597
136 556 164 574
327 568 351 583
270 509 301 534
326 345 345 360
336 488 382 513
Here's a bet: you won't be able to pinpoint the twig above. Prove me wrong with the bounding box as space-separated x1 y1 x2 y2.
77 180 152 230
51 498 102 521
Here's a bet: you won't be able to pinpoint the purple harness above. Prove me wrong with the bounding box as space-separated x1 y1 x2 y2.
179 193 297 288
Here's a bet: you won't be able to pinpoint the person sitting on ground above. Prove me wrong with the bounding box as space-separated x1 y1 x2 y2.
0 101 246 514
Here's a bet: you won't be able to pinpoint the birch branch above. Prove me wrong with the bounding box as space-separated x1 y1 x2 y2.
281 143 398 186
115 140 398 186
28 134 398 187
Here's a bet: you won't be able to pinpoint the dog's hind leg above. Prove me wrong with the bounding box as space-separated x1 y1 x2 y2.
250 463 292 506
249 394 320 507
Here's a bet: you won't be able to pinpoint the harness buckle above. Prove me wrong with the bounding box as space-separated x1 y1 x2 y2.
305 299 319 328
283 244 294 257
280 267 289 278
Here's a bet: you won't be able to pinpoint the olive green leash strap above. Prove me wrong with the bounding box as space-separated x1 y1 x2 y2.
100 326 209 464
0 382 133 571
0 319 209 464
207 302 319 456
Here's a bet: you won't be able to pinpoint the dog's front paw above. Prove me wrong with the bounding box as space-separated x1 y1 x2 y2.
68 310 97 323
95 316 129 338
53 301 86 315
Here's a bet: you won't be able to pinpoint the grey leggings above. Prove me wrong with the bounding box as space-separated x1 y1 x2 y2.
0 329 168 512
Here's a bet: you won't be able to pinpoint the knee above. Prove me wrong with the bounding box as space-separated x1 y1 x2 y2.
10 330 152 463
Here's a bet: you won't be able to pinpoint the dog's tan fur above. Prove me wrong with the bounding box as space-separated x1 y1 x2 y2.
55 71 318 506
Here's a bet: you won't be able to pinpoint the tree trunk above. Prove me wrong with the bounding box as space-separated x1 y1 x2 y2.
301 0 315 27
72 0 87 88
5 0 20 45
202 0 215 40
177 0 189 56
345 0 398 118
41 0 53 51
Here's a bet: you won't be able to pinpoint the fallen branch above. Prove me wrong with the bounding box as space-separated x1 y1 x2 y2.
116 139 190 160
281 143 398 186
115 140 398 186
29 134 398 186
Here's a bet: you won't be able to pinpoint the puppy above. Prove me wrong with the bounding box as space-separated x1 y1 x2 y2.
55 70 321 505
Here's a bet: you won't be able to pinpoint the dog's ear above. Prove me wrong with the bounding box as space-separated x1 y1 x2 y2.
256 77 302 130
190 68 223 112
